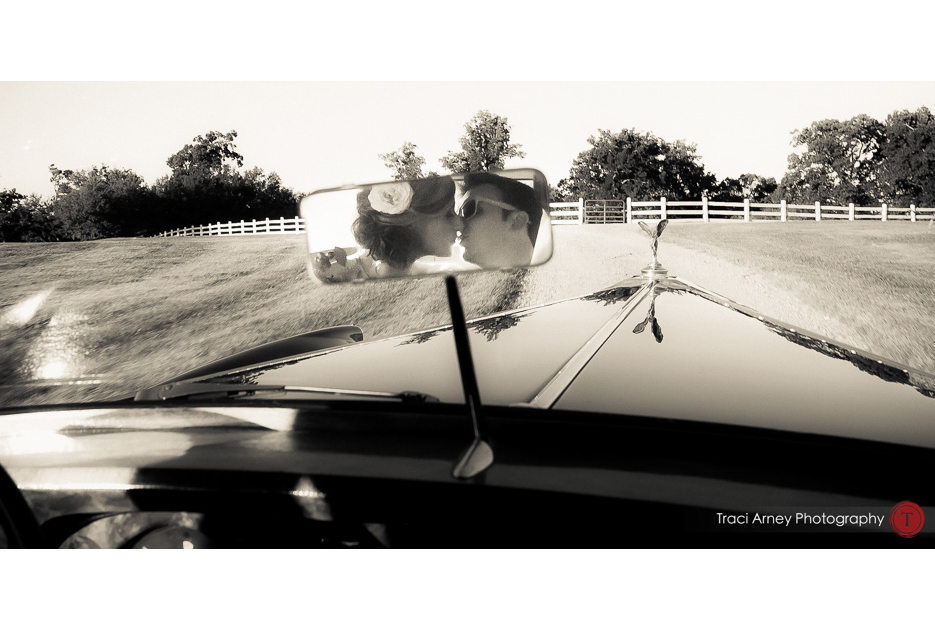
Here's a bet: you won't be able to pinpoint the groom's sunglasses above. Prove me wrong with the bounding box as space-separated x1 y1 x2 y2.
457 197 522 220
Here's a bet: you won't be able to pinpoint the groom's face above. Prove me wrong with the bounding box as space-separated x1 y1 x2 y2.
456 184 515 267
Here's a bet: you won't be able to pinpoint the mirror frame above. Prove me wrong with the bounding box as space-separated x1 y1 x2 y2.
299 168 552 283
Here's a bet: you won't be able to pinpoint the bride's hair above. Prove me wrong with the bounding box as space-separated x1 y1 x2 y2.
353 176 455 269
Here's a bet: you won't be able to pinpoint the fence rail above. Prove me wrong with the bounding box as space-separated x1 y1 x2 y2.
552 198 935 225
154 198 935 237
156 216 306 238
549 199 585 225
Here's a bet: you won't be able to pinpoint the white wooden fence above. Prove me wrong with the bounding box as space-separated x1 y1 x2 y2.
156 216 306 237
154 198 935 237
552 198 935 224
548 199 585 225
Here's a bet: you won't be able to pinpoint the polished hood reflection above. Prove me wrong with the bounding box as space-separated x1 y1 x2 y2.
197 276 935 449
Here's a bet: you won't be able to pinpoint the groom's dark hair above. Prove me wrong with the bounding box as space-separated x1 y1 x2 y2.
461 172 542 245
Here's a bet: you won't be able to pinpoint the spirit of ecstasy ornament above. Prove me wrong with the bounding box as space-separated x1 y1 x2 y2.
638 219 669 280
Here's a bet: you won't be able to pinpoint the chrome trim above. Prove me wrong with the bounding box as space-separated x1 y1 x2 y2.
526 283 652 409
282 386 416 398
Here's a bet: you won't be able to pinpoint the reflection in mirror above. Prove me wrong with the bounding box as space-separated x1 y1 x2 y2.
300 169 553 283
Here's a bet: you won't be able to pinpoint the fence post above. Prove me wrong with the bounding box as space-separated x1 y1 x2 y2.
849 203 855 221
661 197 667 220
744 198 751 222
882 203 888 222
702 197 709 223
911 204 916 222
781 200 787 222
626 198 632 224
815 201 821 222
578 198 584 225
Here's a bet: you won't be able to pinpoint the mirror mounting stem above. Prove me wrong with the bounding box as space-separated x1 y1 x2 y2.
446 275 494 479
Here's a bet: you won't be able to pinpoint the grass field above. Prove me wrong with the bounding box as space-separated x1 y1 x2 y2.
0 235 530 406
2 221 934 407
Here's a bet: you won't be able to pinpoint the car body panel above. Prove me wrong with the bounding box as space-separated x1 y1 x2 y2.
555 279 935 449
203 289 638 406
183 275 935 450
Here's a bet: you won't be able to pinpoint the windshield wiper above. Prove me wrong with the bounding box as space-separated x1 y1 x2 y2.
133 381 439 403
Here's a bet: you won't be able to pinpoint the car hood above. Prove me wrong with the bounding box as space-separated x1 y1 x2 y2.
195 276 935 449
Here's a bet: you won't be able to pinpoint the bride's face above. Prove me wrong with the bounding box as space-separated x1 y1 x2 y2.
413 205 462 258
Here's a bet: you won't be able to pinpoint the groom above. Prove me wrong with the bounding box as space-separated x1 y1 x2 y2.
455 172 552 269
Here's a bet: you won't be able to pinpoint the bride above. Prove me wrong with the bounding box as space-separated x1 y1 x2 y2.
313 176 471 281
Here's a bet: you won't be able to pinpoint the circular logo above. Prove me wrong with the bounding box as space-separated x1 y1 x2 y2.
889 501 925 538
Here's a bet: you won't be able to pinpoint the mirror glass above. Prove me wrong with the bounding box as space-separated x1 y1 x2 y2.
300 169 553 282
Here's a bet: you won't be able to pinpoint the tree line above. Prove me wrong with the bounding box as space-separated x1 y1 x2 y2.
1 131 299 242
3 106 934 242
382 107 935 208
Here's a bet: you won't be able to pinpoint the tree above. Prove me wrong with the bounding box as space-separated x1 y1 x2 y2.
709 173 778 202
150 131 300 234
779 115 885 205
876 107 935 206
1 189 63 242
153 130 245 232
738 173 779 202
380 142 431 180
49 165 77 198
558 129 716 201
48 164 151 239
440 110 526 173
239 167 301 220
548 184 578 203
166 130 243 177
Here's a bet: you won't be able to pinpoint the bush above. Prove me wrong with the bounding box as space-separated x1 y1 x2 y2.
0 189 64 242
49 165 152 239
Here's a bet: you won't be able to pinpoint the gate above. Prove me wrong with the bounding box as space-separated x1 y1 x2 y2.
583 199 626 224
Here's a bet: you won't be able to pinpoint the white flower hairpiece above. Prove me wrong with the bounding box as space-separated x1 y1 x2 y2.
368 182 414 215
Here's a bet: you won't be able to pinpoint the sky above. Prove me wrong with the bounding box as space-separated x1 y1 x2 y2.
3 81 934 199
2 3 934 199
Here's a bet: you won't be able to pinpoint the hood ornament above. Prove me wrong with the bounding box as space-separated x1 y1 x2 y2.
638 219 669 280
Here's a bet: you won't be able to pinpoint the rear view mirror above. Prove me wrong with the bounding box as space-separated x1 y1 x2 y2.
300 169 553 283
